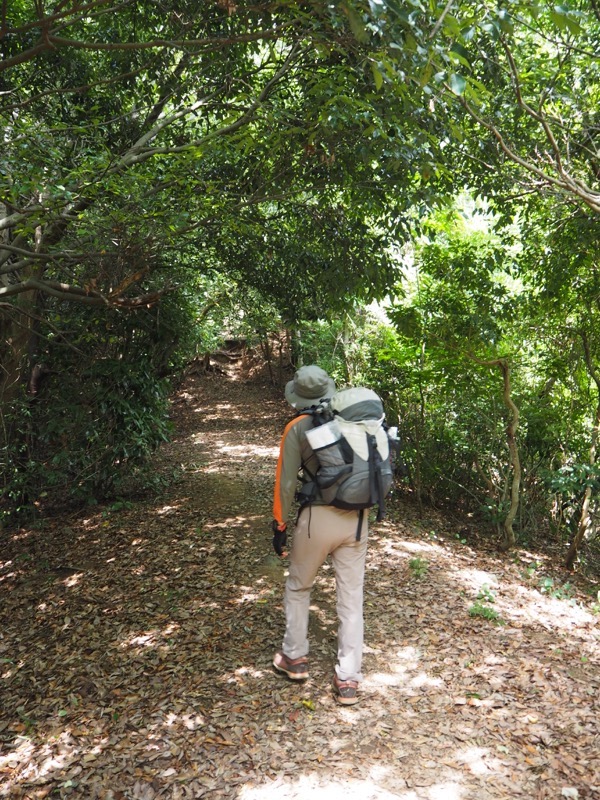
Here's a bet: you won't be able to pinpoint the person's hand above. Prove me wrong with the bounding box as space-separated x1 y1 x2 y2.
271 520 288 557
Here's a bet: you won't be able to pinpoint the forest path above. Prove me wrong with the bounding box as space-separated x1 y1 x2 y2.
1 360 599 800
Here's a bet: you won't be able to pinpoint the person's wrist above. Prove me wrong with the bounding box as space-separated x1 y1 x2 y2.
271 521 288 556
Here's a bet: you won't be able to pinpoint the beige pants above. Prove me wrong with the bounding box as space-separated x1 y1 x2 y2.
282 504 368 682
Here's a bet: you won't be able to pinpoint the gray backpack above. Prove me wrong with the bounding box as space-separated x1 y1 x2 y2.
299 387 397 537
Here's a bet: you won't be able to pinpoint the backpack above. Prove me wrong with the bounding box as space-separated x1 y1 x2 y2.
298 387 398 538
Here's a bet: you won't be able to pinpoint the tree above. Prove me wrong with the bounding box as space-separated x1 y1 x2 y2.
421 1 600 214
515 197 600 566
0 1 447 519
383 199 530 545
1 1 443 399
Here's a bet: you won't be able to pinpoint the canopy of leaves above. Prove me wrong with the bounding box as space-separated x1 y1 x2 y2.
0 0 448 320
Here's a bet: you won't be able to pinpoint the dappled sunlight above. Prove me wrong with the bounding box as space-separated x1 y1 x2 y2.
427 783 464 800
156 502 185 515
190 599 223 611
0 737 36 777
366 670 409 688
0 730 104 792
455 747 490 776
364 666 444 695
119 622 180 651
450 565 597 632
203 515 252 530
410 671 444 690
394 645 421 667
496 583 597 631
195 402 236 418
163 711 205 730
236 587 262 603
1 744 41 789
238 773 467 800
234 665 268 680
454 567 500 591
233 584 277 606
3 372 599 800
366 644 443 693
382 539 448 558
195 435 280 471
192 401 277 423
218 443 280 458
7 528 35 542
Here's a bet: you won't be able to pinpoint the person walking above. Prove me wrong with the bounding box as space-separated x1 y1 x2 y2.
271 364 369 705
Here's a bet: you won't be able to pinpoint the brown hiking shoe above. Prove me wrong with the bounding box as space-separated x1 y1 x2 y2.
272 651 309 680
333 674 359 705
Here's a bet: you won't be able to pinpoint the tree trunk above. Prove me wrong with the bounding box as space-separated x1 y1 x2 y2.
342 316 352 384
1 292 39 398
1 204 46 417
290 328 302 368
565 330 600 569
277 332 285 387
262 335 274 385
468 353 521 549
565 479 595 571
498 358 520 549
413 339 427 516
565 403 599 570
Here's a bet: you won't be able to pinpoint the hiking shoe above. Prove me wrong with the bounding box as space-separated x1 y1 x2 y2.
273 652 309 680
333 674 359 705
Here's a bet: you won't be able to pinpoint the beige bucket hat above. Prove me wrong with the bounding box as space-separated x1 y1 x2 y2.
284 365 336 409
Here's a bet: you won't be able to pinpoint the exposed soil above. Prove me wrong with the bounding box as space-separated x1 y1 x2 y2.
1 356 599 799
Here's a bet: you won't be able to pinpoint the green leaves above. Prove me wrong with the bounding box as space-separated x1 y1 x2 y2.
448 73 467 96
549 4 583 34
371 62 384 90
342 0 370 43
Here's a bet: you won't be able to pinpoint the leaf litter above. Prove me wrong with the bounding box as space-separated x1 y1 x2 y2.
1 359 598 799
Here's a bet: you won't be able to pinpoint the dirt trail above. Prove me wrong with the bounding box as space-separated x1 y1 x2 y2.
1 364 599 799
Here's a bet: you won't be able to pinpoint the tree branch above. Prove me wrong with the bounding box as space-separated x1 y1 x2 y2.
0 67 146 115
1 0 115 38
456 93 600 213
430 0 454 39
0 25 292 72
0 302 86 355
0 277 168 308
0 278 109 304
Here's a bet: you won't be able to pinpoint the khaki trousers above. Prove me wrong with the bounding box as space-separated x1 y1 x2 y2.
282 504 368 682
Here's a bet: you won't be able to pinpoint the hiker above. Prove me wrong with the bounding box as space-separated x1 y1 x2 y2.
271 364 370 705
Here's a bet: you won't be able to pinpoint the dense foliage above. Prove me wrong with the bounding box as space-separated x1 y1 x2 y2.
291 192 600 570
2 1 600 570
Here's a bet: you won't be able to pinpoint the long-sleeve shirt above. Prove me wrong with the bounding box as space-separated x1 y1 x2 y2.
273 413 324 527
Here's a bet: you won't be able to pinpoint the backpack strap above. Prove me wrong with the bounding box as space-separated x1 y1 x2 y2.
356 508 365 541
367 433 386 522
295 402 333 508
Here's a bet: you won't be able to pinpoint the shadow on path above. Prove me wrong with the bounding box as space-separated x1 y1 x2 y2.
1 368 598 799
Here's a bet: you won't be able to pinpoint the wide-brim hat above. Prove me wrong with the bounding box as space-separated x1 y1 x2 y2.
284 365 336 410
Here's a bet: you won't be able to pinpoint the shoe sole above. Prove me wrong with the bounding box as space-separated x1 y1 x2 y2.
335 693 359 705
273 659 309 681
333 678 359 705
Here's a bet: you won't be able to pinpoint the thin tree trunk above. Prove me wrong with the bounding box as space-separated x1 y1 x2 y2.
277 332 284 387
498 358 520 549
467 354 521 549
1 283 41 406
564 418 597 570
342 315 352 384
290 328 302 368
1 204 50 414
565 330 600 569
414 339 426 516
263 335 274 385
